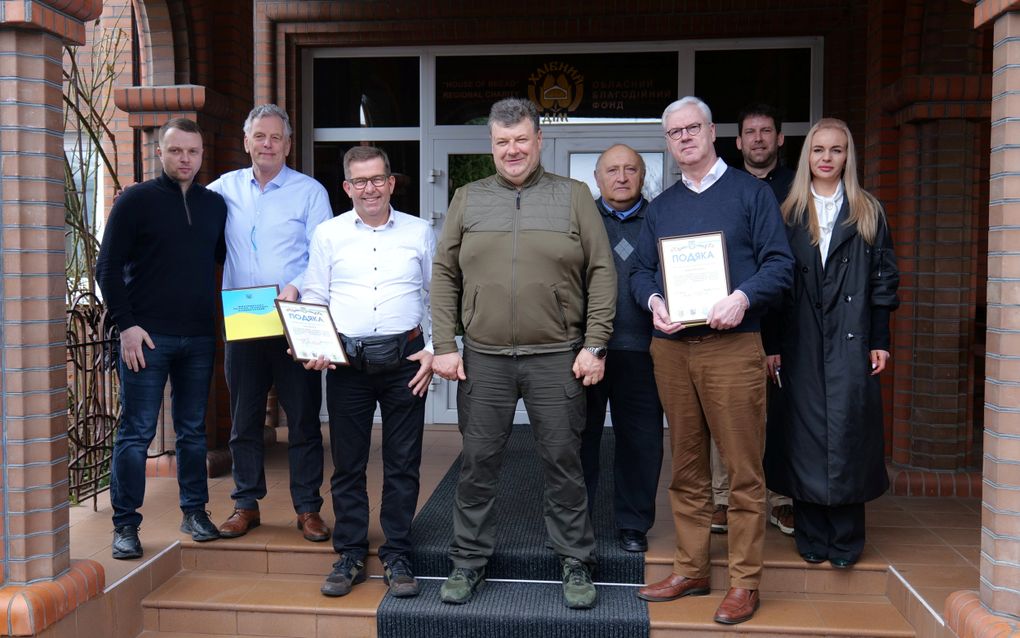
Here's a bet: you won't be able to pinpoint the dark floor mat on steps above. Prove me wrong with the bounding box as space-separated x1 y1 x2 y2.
405 426 645 584
377 579 649 638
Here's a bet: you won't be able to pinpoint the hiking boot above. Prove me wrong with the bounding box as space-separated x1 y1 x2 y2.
180 510 220 542
711 504 728 534
383 555 420 598
440 566 485 604
769 504 795 536
561 557 597 610
112 525 142 560
320 554 367 597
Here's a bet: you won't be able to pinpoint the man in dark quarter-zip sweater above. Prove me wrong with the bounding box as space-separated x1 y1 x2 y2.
96 117 227 560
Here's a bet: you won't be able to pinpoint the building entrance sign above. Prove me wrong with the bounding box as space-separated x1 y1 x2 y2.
435 52 679 124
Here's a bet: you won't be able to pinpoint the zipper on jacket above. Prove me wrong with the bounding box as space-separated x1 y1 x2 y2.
511 188 521 355
181 188 192 225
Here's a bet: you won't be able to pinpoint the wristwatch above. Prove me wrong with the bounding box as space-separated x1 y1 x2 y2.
584 345 608 359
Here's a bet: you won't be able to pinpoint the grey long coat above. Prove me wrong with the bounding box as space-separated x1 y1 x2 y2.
764 199 899 505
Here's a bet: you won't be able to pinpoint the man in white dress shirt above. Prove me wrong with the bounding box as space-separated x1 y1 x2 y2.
300 146 435 600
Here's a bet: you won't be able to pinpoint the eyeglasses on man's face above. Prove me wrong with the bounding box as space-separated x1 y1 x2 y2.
665 123 704 140
346 174 390 189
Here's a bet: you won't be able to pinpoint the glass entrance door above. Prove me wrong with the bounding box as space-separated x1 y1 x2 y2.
426 133 668 424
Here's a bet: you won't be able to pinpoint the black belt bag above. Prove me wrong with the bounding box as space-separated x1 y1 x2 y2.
341 326 422 375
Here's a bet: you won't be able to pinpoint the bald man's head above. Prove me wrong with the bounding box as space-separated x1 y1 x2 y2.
595 144 645 211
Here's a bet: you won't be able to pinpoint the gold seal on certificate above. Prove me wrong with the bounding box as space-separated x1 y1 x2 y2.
658 231 731 325
275 300 349 365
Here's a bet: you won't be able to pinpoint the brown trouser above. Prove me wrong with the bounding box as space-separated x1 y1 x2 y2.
651 332 767 589
712 440 791 510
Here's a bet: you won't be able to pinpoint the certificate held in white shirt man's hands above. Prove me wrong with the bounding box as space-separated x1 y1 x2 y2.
275 300 348 365
658 231 731 326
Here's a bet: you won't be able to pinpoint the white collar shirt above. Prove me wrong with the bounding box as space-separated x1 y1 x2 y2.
812 181 845 267
300 208 436 352
680 157 728 194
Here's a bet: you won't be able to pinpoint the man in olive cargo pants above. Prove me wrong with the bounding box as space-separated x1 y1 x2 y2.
431 97 617 610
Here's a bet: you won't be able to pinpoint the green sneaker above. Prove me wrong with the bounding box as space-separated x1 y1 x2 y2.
562 557 597 609
440 566 485 604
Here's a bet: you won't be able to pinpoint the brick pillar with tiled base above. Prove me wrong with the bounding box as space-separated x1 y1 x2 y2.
0 2 106 635
948 3 1020 637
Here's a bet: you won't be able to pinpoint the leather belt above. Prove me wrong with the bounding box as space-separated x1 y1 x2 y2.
406 325 422 341
674 332 720 344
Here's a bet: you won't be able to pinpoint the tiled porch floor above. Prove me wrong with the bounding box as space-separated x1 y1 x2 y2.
69 425 980 630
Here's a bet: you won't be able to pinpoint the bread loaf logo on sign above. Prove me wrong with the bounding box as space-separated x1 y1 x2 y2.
528 61 584 123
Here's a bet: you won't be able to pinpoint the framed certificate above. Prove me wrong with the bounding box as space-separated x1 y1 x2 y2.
275 300 348 365
221 285 284 341
658 232 731 325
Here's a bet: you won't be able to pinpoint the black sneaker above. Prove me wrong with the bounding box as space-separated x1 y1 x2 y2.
112 525 142 560
383 555 420 598
320 554 367 597
180 510 220 542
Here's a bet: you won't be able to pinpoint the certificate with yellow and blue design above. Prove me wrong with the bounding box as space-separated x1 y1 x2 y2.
221 285 284 341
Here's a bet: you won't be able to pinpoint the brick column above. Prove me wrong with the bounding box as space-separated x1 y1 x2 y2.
0 1 106 635
980 6 1020 621
947 3 1020 635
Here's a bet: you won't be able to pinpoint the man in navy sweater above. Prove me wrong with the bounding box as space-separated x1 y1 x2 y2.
632 97 793 625
96 118 227 559
579 144 663 553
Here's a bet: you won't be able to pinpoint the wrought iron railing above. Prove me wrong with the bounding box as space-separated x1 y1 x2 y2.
66 292 120 509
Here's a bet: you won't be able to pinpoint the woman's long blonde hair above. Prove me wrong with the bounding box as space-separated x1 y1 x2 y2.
780 117 883 245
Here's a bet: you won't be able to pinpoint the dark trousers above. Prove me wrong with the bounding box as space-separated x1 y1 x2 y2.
225 336 324 513
326 335 426 563
111 334 215 528
450 348 596 569
580 349 664 532
793 499 866 562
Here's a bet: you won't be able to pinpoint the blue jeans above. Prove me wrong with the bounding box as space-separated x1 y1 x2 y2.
111 333 215 528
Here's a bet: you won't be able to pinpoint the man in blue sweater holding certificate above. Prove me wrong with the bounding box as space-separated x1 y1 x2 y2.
631 97 793 625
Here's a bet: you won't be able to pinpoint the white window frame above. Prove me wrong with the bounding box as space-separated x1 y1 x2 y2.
302 37 824 219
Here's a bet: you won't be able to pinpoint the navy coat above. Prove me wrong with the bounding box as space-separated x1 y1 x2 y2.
764 199 899 505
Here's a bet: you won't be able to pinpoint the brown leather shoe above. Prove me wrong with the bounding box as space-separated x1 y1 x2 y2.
713 587 760 624
218 508 260 538
636 574 710 602
297 512 330 542
711 504 728 533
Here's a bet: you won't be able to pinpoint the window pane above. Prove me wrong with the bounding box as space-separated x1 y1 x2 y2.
312 141 421 216
448 154 496 205
694 49 811 124
314 58 420 127
436 52 678 125
570 152 664 202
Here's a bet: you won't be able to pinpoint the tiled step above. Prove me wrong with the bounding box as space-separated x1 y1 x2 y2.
141 570 384 637
649 591 915 636
182 523 889 596
142 569 914 638
644 526 892 596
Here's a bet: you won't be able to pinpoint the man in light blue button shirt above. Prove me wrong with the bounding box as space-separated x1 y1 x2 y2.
208 104 334 542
